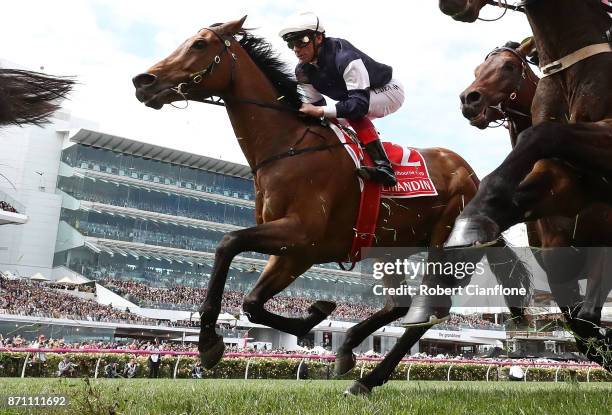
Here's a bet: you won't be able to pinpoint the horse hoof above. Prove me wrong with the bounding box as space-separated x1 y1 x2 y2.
309 300 337 317
199 335 225 370
444 216 500 248
334 352 356 376
343 381 371 396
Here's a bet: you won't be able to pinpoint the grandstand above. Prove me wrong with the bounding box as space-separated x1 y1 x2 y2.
0 115 608 359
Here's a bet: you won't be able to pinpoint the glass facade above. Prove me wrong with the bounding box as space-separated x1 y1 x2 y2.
61 145 255 201
59 209 262 260
0 320 115 343
58 174 254 228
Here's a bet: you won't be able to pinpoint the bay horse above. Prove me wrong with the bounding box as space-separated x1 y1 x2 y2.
132 17 532 394
436 0 612 368
436 0 612 242
460 38 612 369
0 67 74 127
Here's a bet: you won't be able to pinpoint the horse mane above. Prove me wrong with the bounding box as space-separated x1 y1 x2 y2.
0 68 75 127
236 31 303 110
504 39 540 67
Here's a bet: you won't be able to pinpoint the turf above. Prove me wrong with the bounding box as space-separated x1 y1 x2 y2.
0 379 610 415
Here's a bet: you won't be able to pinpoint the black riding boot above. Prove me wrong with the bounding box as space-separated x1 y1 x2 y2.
357 139 397 187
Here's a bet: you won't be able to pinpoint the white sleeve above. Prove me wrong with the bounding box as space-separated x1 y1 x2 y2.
298 83 325 104
343 59 371 91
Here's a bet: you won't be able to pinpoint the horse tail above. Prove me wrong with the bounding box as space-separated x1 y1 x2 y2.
0 68 75 127
485 236 532 325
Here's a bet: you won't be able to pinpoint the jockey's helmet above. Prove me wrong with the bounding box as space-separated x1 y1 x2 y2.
278 12 325 41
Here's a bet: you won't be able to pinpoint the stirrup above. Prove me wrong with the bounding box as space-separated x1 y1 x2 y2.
357 166 397 186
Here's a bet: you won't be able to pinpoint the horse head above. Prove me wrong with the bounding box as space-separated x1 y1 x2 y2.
439 0 489 22
459 38 537 129
133 17 247 109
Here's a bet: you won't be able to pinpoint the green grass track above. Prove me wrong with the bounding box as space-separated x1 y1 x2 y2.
0 379 609 415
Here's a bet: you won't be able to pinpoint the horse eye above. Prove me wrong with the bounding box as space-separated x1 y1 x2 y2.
191 40 206 50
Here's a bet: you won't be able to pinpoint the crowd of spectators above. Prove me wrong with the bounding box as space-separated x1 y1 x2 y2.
0 200 18 213
103 278 382 322
436 314 504 331
0 277 159 325
1 275 505 329
47 282 95 293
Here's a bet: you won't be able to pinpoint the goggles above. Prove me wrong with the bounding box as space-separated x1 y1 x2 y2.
286 34 312 49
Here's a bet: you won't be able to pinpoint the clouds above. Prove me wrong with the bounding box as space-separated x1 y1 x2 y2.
0 0 533 174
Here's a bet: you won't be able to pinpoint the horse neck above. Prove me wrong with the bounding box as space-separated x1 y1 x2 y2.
508 109 532 148
526 0 611 66
507 73 537 147
221 49 307 170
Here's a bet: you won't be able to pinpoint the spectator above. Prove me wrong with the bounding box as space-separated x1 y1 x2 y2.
0 201 18 213
191 360 203 379
104 362 120 378
147 340 161 378
123 358 138 378
509 365 524 381
57 356 78 377
31 334 48 363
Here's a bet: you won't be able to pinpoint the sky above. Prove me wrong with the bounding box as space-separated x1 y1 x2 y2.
1 0 534 177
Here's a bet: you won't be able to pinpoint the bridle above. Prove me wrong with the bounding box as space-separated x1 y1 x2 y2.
481 46 538 128
168 28 235 109
170 28 299 114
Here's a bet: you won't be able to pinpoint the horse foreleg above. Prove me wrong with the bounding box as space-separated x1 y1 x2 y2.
334 273 410 376
446 120 612 247
198 217 314 368
576 248 612 326
241 255 335 337
344 327 428 396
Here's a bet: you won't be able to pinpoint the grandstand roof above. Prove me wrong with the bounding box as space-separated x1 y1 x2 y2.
70 129 253 179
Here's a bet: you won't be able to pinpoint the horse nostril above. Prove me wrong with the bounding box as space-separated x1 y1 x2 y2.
133 73 157 88
464 91 482 106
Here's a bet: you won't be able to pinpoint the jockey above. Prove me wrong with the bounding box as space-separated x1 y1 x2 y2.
279 12 404 187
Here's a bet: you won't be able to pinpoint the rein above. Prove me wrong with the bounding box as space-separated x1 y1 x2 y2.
168 27 351 175
251 127 349 174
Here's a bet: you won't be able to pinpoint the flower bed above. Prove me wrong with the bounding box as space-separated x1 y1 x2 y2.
0 352 610 381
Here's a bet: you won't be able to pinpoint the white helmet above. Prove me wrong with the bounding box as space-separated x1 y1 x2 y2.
278 12 325 39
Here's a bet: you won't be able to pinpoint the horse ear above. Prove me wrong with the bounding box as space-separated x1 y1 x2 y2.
518 36 539 66
218 16 248 35
517 36 536 58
